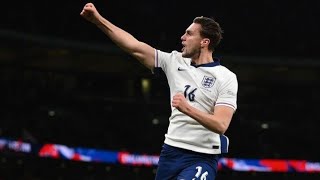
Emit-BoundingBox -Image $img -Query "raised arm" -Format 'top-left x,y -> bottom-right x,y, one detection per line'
80,3 -> 155,70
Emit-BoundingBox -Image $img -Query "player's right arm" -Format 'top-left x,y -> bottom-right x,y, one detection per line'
80,3 -> 155,70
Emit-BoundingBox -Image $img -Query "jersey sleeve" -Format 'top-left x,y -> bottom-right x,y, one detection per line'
215,74 -> 238,110
154,49 -> 178,74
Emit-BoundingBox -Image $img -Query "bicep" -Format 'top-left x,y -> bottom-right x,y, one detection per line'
132,42 -> 155,70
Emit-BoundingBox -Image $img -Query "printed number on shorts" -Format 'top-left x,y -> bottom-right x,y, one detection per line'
184,85 -> 197,101
192,166 -> 208,180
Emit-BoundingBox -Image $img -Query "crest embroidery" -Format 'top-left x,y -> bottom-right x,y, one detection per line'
201,76 -> 215,88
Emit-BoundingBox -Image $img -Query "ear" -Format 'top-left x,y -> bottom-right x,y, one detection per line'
201,38 -> 210,47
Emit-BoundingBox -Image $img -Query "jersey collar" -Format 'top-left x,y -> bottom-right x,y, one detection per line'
190,58 -> 221,68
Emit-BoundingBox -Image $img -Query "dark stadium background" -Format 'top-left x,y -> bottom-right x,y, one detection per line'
0,0 -> 319,179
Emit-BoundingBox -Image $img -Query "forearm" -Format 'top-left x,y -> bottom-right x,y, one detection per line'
183,105 -> 228,134
81,3 -> 155,69
95,16 -> 140,54
93,16 -> 155,69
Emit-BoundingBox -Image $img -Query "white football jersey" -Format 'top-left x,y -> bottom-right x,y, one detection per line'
155,49 -> 238,154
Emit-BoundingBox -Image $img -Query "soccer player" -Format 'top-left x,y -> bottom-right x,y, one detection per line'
80,2 -> 238,180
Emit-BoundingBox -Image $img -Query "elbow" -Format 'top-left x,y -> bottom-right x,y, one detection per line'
214,122 -> 229,135
212,115 -> 232,134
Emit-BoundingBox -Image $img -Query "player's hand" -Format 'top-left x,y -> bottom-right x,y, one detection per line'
80,3 -> 101,25
172,93 -> 190,113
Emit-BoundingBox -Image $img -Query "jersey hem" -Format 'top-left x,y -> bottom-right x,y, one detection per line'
164,138 -> 222,155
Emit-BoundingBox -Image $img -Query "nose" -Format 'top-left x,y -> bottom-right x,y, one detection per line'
181,34 -> 185,41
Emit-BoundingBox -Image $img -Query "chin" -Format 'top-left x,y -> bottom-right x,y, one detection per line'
182,53 -> 191,58
181,51 -> 187,58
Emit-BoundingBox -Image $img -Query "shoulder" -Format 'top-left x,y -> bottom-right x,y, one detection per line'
156,50 -> 190,65
216,65 -> 237,81
218,65 -> 236,75
157,49 -> 182,58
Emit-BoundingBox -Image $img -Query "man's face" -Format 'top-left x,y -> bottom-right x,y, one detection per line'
181,23 -> 203,58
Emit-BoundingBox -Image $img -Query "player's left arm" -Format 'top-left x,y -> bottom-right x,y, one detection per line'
172,73 -> 238,134
172,94 -> 235,134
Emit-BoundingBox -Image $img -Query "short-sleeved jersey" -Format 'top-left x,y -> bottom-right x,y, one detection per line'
155,49 -> 238,154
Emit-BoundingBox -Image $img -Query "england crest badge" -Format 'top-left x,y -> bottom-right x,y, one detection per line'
201,76 -> 215,88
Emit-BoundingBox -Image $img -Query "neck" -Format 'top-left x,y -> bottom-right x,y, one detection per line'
191,51 -> 214,65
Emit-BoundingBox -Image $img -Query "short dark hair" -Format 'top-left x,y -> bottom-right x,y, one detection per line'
193,16 -> 223,51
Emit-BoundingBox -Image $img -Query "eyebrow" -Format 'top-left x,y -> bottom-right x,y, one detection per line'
186,29 -> 193,35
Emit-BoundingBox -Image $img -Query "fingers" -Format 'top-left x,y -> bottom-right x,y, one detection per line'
81,3 -> 94,12
173,93 -> 184,100
80,3 -> 94,16
84,2 -> 94,10
85,2 -> 94,8
80,10 -> 87,16
172,93 -> 184,107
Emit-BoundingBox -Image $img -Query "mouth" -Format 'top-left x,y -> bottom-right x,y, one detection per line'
181,44 -> 185,52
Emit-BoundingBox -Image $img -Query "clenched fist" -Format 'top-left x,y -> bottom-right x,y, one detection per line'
80,3 -> 101,25
172,93 -> 190,113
